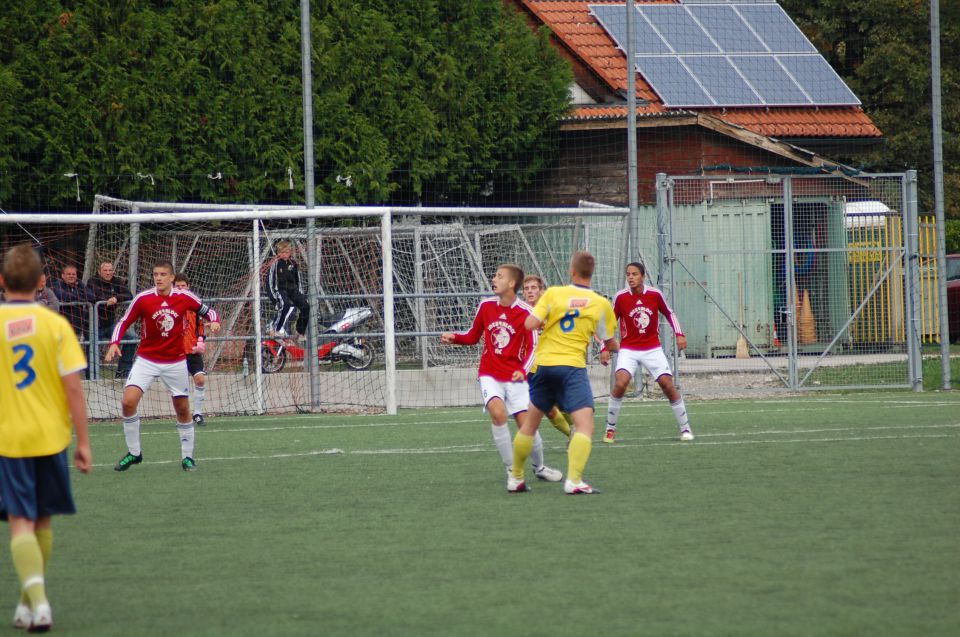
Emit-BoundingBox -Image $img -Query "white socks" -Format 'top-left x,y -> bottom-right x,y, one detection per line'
531,431 -> 545,469
606,396 -> 623,428
122,415 -> 141,456
490,423 -> 513,468
671,398 -> 689,429
177,422 -> 195,459
192,384 -> 206,416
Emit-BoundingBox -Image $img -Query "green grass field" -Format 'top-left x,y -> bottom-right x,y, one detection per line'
3,391 -> 959,636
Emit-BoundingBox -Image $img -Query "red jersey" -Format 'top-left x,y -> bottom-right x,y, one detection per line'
112,288 -> 219,363
613,284 -> 683,351
451,297 -> 537,382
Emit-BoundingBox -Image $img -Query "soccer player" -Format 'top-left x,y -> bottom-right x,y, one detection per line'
509,251 -> 618,495
174,273 -> 208,426
604,262 -> 694,443
107,260 -> 220,472
0,243 -> 91,632
267,240 -> 309,339
440,265 -> 562,483
521,274 -> 573,439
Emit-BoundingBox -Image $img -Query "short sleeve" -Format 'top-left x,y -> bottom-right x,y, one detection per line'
57,318 -> 88,376
596,298 -> 617,341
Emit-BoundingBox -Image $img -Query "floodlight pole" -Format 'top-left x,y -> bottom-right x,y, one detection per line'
301,0 -> 321,405
930,0 -> 950,388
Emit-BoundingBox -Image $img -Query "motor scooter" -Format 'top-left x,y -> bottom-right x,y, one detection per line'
261,306 -> 375,373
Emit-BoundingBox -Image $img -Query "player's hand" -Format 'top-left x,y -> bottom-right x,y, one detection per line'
676,335 -> 688,351
193,338 -> 206,354
440,333 -> 455,344
599,349 -> 611,366
104,343 -> 120,362
208,322 -> 222,333
106,296 -> 117,306
74,443 -> 92,474
511,370 -> 525,382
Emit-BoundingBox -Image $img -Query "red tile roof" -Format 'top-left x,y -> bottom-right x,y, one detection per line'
520,1 -> 882,138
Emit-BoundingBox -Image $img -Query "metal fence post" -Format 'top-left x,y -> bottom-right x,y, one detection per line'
783,177 -> 798,390
904,170 -> 924,391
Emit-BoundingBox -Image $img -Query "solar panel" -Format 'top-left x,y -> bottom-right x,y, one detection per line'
588,3 -> 860,108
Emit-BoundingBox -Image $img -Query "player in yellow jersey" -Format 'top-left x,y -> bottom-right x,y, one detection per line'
0,244 -> 91,632
509,252 -> 618,495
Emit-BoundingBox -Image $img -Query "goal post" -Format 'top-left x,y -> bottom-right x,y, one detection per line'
1,199 -> 628,418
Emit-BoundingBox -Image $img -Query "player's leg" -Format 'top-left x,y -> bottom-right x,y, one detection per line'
605,350 -> 638,443
116,358 -> 152,470
509,370 -> 552,490
273,295 -> 295,336
657,374 -> 693,441
162,362 -> 198,471
508,383 -> 562,482
646,348 -> 694,441
546,406 -> 571,437
187,354 -> 206,425
479,377 -> 514,473
560,367 -> 599,494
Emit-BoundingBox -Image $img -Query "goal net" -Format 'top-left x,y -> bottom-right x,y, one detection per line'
1,198 -> 627,418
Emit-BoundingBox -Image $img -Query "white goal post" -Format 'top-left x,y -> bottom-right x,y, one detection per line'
1,197 -> 628,417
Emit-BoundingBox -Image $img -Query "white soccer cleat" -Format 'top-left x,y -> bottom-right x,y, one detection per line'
12,603 -> 31,629
534,464 -> 563,482
28,602 -> 52,633
506,473 -> 529,493
680,427 -> 695,442
564,479 -> 598,495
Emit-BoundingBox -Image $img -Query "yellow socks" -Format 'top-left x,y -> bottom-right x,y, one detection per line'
548,411 -> 571,437
19,528 -> 53,605
566,432 -> 593,483
511,433 -> 534,479
11,534 -> 48,609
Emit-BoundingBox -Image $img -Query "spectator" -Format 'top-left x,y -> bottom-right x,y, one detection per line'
87,261 -> 135,377
52,265 -> 97,340
35,273 -> 60,312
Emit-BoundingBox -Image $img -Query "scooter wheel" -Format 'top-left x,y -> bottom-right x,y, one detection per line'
344,341 -> 375,370
262,347 -> 286,373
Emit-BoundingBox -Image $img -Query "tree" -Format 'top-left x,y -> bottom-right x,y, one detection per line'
782,0 -> 960,219
0,0 -> 571,210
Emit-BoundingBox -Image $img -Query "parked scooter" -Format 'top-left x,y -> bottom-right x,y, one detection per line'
261,306 -> 375,373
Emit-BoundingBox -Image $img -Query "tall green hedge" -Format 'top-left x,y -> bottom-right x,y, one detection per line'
0,0 -> 572,209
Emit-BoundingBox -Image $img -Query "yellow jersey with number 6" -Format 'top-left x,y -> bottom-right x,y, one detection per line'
0,302 -> 87,458
531,284 -> 616,368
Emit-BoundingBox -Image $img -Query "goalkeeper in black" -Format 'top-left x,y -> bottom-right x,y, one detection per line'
267,240 -> 309,339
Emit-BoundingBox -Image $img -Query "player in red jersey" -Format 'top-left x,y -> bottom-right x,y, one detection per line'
604,262 -> 694,443
441,265 -> 562,483
106,261 -> 221,472
174,273 -> 208,426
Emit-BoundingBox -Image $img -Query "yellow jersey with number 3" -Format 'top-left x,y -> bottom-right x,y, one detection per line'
531,284 -> 616,368
0,302 -> 87,458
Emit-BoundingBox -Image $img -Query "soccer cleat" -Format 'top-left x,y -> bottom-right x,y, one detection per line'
27,603 -> 51,633
181,457 -> 198,472
680,427 -> 695,442
12,603 -> 31,629
114,452 -> 143,472
192,413 -> 205,426
603,427 -> 616,443
506,474 -> 529,493
534,465 -> 563,482
564,479 -> 599,495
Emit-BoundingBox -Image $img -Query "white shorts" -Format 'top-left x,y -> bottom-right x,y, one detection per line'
615,347 -> 673,381
478,376 -> 530,416
125,357 -> 190,397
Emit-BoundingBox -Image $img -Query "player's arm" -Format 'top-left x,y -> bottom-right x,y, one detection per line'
518,322 -> 538,377
659,294 -> 686,350
525,288 -> 550,331
198,303 -> 221,333
106,296 -> 140,361
63,371 -> 91,473
444,304 -> 484,345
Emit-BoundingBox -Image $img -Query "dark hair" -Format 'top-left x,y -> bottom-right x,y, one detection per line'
498,264 -> 525,293
626,261 -> 646,276
153,260 -> 175,274
571,251 -> 595,279
174,272 -> 189,285
1,244 -> 42,293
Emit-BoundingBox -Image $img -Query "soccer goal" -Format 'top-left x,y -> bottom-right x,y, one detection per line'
1,198 -> 627,418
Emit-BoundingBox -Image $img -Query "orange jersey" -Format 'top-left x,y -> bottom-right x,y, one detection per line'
181,309 -> 205,355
